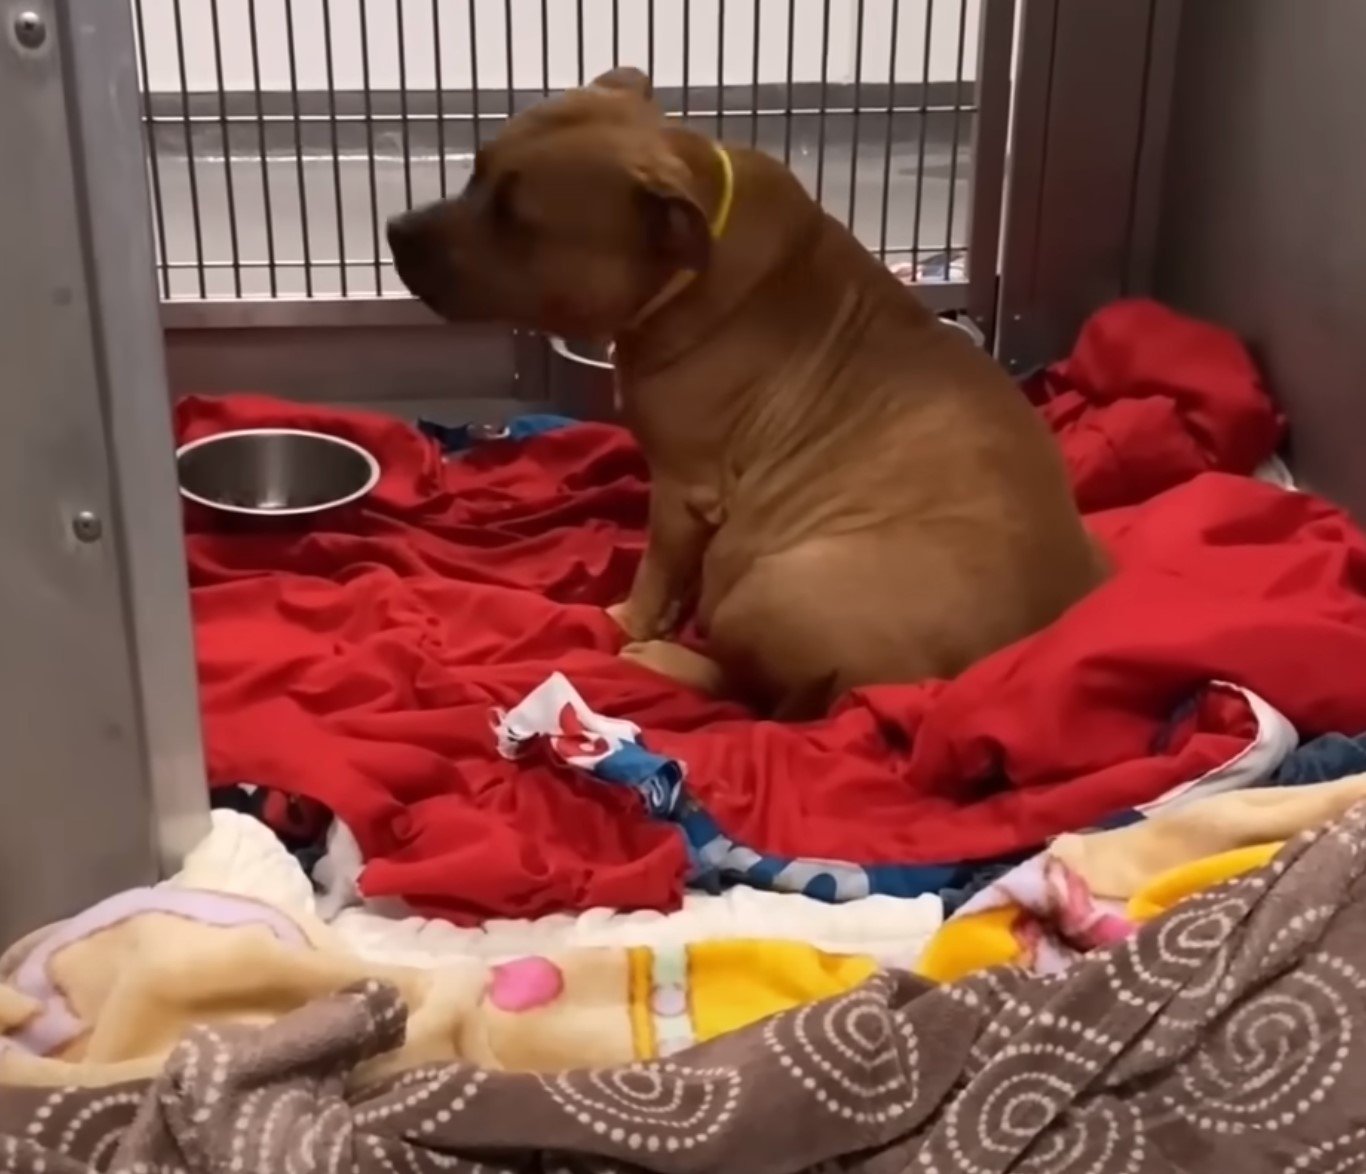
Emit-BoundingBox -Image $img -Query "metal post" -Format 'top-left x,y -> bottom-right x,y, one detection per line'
0,0 -> 208,941
964,0 -> 1016,341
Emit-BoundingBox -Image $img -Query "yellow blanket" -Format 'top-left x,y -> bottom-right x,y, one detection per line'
1050,774 -> 1366,896
0,885 -> 881,1088
915,775 -> 1366,983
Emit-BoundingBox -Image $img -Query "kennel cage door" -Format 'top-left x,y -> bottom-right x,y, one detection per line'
135,1 -> 1016,406
0,0 -> 209,942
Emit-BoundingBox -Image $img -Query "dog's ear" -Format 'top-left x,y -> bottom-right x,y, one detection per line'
636,184 -> 711,271
591,67 -> 654,101
631,146 -> 712,270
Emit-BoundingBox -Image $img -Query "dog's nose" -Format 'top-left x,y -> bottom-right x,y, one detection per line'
386,210 -> 424,256
386,207 -> 453,308
386,208 -> 437,283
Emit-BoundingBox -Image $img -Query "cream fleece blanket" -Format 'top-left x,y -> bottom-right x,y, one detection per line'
171,810 -> 944,967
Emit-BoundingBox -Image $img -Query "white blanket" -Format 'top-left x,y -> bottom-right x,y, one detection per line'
170,810 -> 944,967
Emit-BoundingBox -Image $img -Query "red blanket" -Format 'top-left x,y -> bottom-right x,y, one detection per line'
182,300 -> 1366,923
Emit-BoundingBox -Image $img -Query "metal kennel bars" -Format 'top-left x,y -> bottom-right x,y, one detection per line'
137,1 -> 1007,304
142,0 -> 1017,408
0,0 -> 1181,940
139,0 -> 1182,407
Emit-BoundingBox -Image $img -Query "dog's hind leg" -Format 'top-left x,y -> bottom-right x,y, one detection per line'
619,640 -> 728,697
702,541 -> 944,719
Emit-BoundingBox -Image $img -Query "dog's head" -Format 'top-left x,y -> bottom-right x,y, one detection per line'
387,68 -> 716,339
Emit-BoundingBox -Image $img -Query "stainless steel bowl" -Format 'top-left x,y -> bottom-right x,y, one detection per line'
176,428 -> 380,517
547,335 -> 617,420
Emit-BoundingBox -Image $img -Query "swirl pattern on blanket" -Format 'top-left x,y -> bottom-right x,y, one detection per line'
6,803 -> 1366,1173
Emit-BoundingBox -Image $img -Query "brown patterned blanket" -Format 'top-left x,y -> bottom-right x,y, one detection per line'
4,804 -> 1366,1173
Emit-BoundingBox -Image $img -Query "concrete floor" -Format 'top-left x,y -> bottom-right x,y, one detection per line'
149,110 -> 974,299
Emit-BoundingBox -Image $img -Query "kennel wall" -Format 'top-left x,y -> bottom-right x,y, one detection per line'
0,0 -> 1178,941
1154,0 -> 1366,522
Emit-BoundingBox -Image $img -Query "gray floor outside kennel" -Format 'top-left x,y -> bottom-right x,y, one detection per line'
146,107 -> 974,301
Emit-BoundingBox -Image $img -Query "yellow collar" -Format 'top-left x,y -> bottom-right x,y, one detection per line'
623,143 -> 734,332
708,142 -> 735,239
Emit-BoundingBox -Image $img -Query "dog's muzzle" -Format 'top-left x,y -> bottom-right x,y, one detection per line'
386,207 -> 453,310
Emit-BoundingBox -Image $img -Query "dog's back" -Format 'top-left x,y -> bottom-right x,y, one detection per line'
616,145 -> 1105,715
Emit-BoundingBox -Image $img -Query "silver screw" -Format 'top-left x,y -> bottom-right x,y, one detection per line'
12,9 -> 45,48
13,9 -> 45,49
72,510 -> 102,543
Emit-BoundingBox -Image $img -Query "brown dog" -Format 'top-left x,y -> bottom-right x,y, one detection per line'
388,67 -> 1106,719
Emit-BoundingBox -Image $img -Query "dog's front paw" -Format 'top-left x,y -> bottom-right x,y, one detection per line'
606,600 -> 650,640
607,595 -> 685,642
618,639 -> 666,666
619,641 -> 726,695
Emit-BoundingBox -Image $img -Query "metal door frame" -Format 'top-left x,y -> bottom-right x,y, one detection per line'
1,0 -> 208,940
963,0 -> 1015,341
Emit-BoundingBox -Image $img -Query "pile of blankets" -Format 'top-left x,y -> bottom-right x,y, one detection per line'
183,299 -> 1366,924
7,801 -> 1366,1172
9,297 -> 1366,1169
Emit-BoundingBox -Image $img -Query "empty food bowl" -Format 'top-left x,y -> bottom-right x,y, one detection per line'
176,428 -> 380,517
548,335 -> 617,420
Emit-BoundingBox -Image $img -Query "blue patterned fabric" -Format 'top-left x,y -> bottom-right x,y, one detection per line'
417,414 -> 576,454
1271,732 -> 1366,786
495,674 -> 1301,904
495,673 -> 1015,902
592,738 -> 990,900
